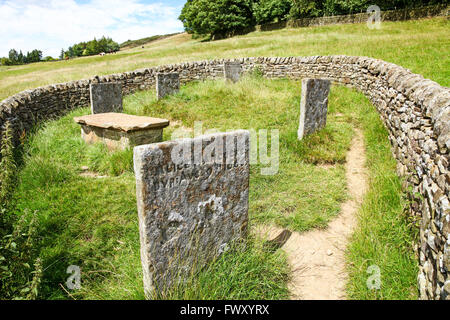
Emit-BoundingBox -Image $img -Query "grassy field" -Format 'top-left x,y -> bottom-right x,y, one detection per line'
3,17 -> 446,299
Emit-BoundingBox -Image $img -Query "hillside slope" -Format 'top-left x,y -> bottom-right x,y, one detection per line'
0,17 -> 448,101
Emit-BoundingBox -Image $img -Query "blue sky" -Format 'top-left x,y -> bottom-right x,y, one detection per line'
0,0 -> 186,58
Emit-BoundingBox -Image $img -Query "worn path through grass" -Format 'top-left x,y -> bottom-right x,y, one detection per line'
256,128 -> 368,299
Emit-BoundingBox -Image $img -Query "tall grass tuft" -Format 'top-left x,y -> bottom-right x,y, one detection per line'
154,236 -> 290,300
0,122 -> 43,300
0,122 -> 17,210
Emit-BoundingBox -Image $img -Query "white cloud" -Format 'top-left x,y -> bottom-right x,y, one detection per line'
0,0 -> 184,58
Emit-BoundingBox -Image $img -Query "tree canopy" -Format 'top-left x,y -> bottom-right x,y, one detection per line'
1,49 -> 43,66
63,37 -> 120,59
179,0 -> 255,37
0,36 -> 120,66
179,0 -> 448,37
253,0 -> 292,24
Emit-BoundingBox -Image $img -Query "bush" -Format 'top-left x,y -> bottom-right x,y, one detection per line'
0,57 -> 13,66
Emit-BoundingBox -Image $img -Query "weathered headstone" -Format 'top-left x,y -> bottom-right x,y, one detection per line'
297,78 -> 331,140
156,73 -> 180,100
224,61 -> 242,83
133,130 -> 250,298
90,82 -> 123,114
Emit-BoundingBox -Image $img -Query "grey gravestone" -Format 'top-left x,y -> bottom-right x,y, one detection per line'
90,82 -> 123,114
134,130 -> 250,298
297,78 -> 331,140
156,73 -> 180,100
224,61 -> 242,83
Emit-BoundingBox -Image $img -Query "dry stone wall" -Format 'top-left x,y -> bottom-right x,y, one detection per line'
0,54 -> 449,299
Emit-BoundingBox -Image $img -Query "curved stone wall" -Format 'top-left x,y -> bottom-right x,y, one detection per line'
0,55 -> 448,299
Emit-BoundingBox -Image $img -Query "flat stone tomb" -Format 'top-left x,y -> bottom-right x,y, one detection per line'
74,112 -> 169,150
156,73 -> 180,100
90,82 -> 123,114
224,61 -> 242,83
133,130 -> 250,298
297,78 -> 331,140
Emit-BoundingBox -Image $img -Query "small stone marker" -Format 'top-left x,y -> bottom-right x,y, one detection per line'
74,113 -> 169,150
297,78 -> 331,140
224,61 -> 242,83
156,73 -> 180,100
133,130 -> 250,298
90,82 -> 123,114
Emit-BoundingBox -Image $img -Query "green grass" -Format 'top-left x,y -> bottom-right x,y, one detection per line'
346,99 -> 418,300
147,238 -> 290,300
